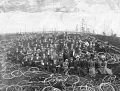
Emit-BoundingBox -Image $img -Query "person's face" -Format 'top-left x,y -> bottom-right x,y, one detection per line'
31,54 -> 34,57
20,50 -> 23,53
65,59 -> 68,62
51,55 -> 54,59
35,44 -> 37,47
16,48 -> 19,52
70,57 -> 73,61
76,57 -> 79,61
36,54 -> 39,57
8,50 -> 11,54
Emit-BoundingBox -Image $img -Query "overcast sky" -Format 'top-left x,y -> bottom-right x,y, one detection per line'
0,0 -> 120,36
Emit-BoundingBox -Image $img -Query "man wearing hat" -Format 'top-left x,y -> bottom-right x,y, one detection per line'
63,59 -> 69,75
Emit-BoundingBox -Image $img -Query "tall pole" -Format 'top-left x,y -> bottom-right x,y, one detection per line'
81,18 -> 85,33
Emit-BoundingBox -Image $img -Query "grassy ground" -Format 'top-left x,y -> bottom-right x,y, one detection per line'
93,34 -> 120,49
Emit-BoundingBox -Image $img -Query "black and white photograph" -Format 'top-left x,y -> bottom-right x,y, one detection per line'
0,0 -> 120,91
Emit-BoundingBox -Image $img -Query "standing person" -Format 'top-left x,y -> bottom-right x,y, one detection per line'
69,48 -> 74,58
63,47 -> 69,62
55,60 -> 61,74
29,54 -> 34,66
34,53 -> 41,67
98,54 -> 108,75
68,57 -> 74,75
22,55 -> 29,67
42,53 -> 48,71
63,59 -> 69,75
46,54 -> 53,72
53,59 -> 59,74
58,53 -> 64,74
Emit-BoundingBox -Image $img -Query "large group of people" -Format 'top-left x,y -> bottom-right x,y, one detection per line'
5,32 -> 120,79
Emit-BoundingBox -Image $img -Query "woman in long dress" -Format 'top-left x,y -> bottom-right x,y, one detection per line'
104,61 -> 113,75
89,60 -> 97,77
99,61 -> 113,75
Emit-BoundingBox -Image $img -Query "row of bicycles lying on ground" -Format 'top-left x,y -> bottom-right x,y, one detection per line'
0,65 -> 118,91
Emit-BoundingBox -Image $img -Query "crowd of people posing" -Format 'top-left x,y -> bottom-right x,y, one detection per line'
5,32 -> 120,79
